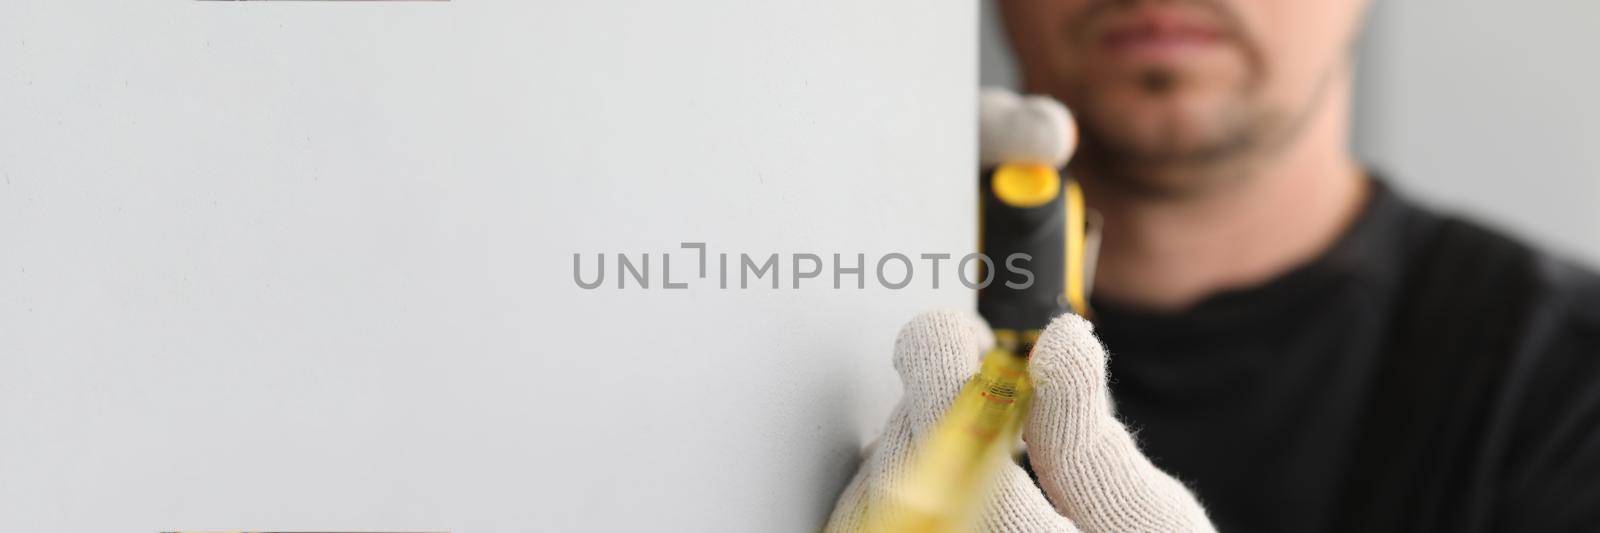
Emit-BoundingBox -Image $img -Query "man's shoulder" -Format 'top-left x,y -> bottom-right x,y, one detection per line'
1530,251 -> 1600,327
1378,186 -> 1600,412
1357,185 -> 1600,529
1380,184 -> 1600,327
1417,206 -> 1600,328
1403,195 -> 1600,416
1423,206 -> 1600,527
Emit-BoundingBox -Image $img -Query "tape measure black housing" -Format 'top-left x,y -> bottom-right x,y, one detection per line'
978,167 -> 1073,332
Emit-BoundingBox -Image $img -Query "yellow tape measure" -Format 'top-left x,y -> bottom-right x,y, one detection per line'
858,170 -> 1089,531
1065,178 -> 1089,316
864,347 -> 1034,533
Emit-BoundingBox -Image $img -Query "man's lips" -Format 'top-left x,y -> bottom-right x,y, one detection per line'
1096,11 -> 1227,59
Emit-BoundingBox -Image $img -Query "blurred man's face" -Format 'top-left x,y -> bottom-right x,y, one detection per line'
999,0 -> 1370,195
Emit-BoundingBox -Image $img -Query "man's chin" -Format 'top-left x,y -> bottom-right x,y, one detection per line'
1087,114 -> 1249,163
1085,166 -> 1245,199
1071,116 -> 1264,198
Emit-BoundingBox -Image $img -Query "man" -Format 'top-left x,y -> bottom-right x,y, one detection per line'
828,0 -> 1600,531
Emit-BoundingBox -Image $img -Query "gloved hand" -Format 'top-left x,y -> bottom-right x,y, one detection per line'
825,310 -> 1215,532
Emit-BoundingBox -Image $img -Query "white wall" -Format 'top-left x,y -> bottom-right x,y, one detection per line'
982,0 -> 1600,266
0,2 -> 975,531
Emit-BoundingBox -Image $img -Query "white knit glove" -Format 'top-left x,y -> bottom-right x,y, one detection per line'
979,87 -> 1076,168
825,310 -> 1216,533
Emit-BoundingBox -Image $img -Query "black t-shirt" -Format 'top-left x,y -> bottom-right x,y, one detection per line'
1088,180 -> 1600,532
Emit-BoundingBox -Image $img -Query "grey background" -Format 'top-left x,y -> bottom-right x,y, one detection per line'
983,0 -> 1600,265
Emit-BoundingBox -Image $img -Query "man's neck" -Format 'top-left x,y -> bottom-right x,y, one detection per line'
1081,80 -> 1368,312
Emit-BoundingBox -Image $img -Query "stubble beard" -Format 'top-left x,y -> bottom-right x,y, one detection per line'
1063,55 -> 1349,201
1065,66 -> 1291,200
